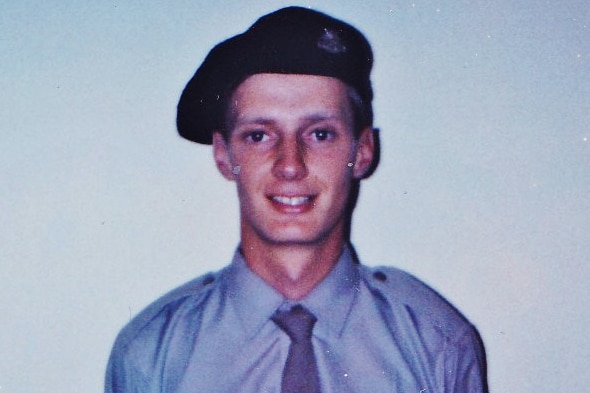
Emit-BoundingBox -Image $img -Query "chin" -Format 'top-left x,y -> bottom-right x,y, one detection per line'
263,231 -> 318,245
258,223 -> 339,247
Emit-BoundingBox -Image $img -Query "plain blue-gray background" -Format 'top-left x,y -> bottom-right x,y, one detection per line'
1,1 -> 588,392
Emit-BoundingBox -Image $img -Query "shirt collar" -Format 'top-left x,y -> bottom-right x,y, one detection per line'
221,249 -> 285,340
221,245 -> 360,340
300,245 -> 360,339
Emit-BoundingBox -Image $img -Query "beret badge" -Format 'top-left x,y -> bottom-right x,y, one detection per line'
317,28 -> 347,54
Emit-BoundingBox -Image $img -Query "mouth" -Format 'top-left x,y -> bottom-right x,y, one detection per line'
270,195 -> 314,206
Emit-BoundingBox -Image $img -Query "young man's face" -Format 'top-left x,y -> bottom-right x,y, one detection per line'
213,73 -> 374,248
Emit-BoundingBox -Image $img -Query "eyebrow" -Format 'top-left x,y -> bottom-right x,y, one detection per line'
234,113 -> 344,128
233,117 -> 275,127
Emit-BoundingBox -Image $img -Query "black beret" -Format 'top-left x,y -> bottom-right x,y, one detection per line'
177,6 -> 374,144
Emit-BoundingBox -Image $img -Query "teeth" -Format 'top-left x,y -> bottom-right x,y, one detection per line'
272,196 -> 310,206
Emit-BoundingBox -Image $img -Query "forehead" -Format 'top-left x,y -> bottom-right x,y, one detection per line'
228,73 -> 353,125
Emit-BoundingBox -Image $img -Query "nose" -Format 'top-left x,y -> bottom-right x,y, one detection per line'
272,136 -> 308,180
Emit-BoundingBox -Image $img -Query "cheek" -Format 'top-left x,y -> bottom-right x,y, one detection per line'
234,164 -> 269,201
312,139 -> 356,165
309,151 -> 351,180
233,147 -> 274,169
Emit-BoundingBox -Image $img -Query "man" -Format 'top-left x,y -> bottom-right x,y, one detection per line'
106,7 -> 488,393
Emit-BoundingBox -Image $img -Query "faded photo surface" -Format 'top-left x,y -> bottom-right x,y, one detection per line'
1,1 -> 588,393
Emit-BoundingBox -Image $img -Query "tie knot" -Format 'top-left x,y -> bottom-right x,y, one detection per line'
272,305 -> 317,343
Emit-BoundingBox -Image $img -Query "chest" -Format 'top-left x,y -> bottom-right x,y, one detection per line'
163,311 -> 443,393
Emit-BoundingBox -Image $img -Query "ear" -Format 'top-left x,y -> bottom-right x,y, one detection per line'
352,127 -> 376,179
212,132 -> 235,181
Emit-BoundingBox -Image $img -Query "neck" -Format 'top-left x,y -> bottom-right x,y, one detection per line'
241,233 -> 345,300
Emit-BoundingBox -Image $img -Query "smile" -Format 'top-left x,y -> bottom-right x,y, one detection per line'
270,195 -> 313,206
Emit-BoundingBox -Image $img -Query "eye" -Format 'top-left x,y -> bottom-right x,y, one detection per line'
245,130 -> 268,143
312,128 -> 334,141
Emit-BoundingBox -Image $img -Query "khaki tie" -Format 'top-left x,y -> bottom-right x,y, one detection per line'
272,305 -> 322,393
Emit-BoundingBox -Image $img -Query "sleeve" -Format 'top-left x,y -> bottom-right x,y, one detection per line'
104,340 -> 148,393
443,326 -> 489,393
